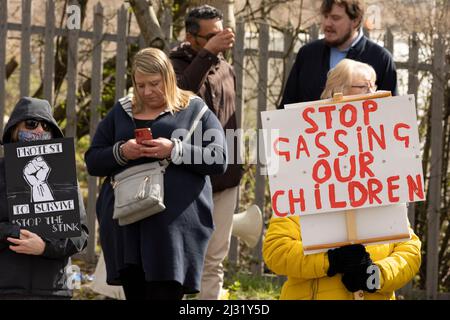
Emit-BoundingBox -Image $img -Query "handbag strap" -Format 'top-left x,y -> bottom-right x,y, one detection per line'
159,105 -> 207,168
111,104 -> 208,186
184,104 -> 208,142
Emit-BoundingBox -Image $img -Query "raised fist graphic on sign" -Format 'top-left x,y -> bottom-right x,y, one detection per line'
23,156 -> 54,202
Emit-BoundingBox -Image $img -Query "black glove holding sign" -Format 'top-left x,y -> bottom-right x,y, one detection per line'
0,222 -> 21,251
327,244 -> 378,293
327,244 -> 372,276
341,265 -> 378,293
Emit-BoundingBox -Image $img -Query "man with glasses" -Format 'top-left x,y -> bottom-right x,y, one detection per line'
279,0 -> 398,108
170,5 -> 243,300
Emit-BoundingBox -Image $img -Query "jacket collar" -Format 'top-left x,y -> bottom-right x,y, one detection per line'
181,43 -> 198,61
119,95 -> 134,119
177,42 -> 222,67
346,34 -> 367,59
118,95 -> 170,120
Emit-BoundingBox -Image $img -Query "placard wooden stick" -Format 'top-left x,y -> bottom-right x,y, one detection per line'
303,233 -> 411,251
346,210 -> 358,243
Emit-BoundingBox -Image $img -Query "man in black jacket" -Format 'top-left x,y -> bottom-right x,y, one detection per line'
279,0 -> 397,108
170,5 -> 243,299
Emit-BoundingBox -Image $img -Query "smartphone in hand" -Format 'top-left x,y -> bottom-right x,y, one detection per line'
135,128 -> 153,144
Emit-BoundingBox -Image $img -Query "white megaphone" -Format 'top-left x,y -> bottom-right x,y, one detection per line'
232,204 -> 263,248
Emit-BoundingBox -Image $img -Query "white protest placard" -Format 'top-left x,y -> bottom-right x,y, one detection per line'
299,204 -> 411,254
262,94 -> 424,216
262,94 -> 424,254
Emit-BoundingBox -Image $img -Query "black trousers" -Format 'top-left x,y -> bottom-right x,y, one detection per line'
119,265 -> 184,300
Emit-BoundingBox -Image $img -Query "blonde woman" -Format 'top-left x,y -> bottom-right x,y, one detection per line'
85,48 -> 227,300
263,59 -> 421,299
320,58 -> 377,99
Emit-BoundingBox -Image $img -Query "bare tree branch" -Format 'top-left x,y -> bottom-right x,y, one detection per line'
129,0 -> 168,51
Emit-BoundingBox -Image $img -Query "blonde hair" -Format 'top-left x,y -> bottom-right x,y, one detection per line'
320,59 -> 376,99
131,47 -> 194,113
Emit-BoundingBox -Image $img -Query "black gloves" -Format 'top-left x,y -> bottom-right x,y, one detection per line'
327,244 -> 379,293
327,244 -> 372,277
341,264 -> 378,293
0,222 -> 20,241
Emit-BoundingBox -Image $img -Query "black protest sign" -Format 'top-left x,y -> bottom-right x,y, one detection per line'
4,138 -> 81,238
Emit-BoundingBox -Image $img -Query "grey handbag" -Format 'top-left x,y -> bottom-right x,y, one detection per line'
112,160 -> 168,226
111,104 -> 208,226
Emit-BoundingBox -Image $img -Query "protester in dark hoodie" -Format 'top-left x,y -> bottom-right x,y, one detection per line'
0,97 -> 89,300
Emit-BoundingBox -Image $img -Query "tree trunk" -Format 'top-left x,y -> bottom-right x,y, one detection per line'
129,0 -> 168,52
5,57 -> 18,79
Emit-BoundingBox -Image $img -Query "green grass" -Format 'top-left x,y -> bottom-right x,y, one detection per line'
224,272 -> 282,300
72,256 -> 282,300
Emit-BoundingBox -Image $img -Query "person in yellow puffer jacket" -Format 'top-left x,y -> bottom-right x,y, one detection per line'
264,58 -> 421,300
262,215 -> 421,300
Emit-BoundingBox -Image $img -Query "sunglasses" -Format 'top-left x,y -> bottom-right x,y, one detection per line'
24,119 -> 51,132
195,32 -> 219,42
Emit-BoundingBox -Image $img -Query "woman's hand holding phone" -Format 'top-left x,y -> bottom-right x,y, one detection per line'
140,137 -> 174,159
135,128 -> 153,144
122,128 -> 174,159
